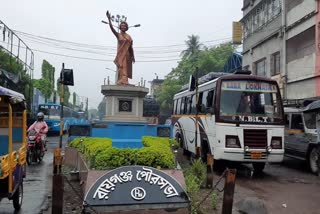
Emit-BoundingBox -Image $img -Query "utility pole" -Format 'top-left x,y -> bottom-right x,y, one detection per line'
59,63 -> 64,149
52,63 -> 74,214
86,97 -> 89,120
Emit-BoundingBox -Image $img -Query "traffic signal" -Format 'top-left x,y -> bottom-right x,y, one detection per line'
60,69 -> 74,86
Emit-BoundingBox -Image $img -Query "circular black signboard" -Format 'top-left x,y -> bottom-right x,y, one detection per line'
84,166 -> 189,208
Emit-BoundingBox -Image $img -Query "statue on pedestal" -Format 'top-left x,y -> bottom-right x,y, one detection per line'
106,11 -> 135,85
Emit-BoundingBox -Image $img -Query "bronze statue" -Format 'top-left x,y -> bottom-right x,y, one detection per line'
106,11 -> 135,85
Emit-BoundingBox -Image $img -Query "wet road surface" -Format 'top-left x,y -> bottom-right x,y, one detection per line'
234,158 -> 320,214
0,135 -> 66,214
176,149 -> 320,214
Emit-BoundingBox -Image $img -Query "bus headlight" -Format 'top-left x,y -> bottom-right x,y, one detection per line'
271,137 -> 282,149
225,135 -> 241,148
244,146 -> 250,152
266,146 -> 272,153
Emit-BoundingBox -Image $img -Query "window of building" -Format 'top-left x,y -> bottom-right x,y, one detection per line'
242,0 -> 282,39
255,58 -> 266,76
270,52 -> 280,76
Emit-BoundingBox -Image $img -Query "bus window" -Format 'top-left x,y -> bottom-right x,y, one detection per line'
201,91 -> 208,113
180,97 -> 186,114
198,92 -> 204,114
186,96 -> 191,114
191,95 -> 197,114
206,90 -> 214,113
176,98 -> 181,115
173,100 -> 177,115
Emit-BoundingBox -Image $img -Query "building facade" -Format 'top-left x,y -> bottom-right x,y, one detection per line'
241,0 -> 320,101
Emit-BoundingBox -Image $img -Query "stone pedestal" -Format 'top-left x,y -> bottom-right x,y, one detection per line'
101,85 -> 149,123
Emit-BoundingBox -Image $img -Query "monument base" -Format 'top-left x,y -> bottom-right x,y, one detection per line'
101,85 -> 149,123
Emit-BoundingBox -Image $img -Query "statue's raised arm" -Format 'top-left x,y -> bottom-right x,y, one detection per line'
106,11 -> 118,38
105,11 -> 135,85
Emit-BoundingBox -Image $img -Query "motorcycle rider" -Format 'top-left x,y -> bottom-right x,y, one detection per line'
27,112 -> 48,151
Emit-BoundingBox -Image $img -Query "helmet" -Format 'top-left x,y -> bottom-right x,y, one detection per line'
37,112 -> 44,121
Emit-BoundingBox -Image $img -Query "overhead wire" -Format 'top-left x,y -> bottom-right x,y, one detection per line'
1,27 -> 233,63
13,28 -> 232,51
0,40 -> 181,62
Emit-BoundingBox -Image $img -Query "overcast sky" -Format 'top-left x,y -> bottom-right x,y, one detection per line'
1,0 -> 243,108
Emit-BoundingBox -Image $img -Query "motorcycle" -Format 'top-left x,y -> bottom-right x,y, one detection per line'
26,129 -> 45,165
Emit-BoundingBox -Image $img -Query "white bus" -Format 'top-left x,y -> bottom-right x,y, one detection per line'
172,72 -> 285,172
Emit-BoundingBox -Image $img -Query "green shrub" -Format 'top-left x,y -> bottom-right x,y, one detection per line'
70,136 -> 175,169
187,159 -> 207,187
185,173 -> 200,214
184,159 -> 209,214
210,192 -> 218,210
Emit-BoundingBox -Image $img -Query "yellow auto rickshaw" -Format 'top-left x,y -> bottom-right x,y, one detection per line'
0,86 -> 27,210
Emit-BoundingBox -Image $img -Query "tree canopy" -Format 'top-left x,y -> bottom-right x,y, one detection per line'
33,60 -> 55,101
0,48 -> 31,101
155,36 -> 235,113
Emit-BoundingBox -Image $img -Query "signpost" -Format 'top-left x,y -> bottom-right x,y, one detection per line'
232,21 -> 242,45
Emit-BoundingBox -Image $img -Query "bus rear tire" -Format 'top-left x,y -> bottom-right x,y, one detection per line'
176,134 -> 188,156
252,162 -> 265,173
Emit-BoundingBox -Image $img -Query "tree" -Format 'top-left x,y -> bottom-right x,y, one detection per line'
33,60 -> 55,102
155,37 -> 235,113
181,35 -> 202,61
0,49 -> 31,101
57,79 -> 71,106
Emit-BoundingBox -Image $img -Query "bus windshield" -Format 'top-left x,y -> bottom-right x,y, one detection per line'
219,80 -> 283,123
38,105 -> 60,120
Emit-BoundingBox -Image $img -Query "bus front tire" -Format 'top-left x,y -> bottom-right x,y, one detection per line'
176,135 -> 188,156
252,162 -> 265,173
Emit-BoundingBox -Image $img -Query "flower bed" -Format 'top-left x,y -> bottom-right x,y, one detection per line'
69,136 -> 178,169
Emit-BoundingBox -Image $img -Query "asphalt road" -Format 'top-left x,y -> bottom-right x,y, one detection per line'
176,150 -> 320,214
234,158 -> 320,214
0,135 -> 66,214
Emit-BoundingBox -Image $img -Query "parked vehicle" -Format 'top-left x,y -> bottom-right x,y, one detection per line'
38,103 -> 88,133
26,130 -> 45,164
284,103 -> 320,175
172,71 -> 285,173
0,86 -> 27,211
